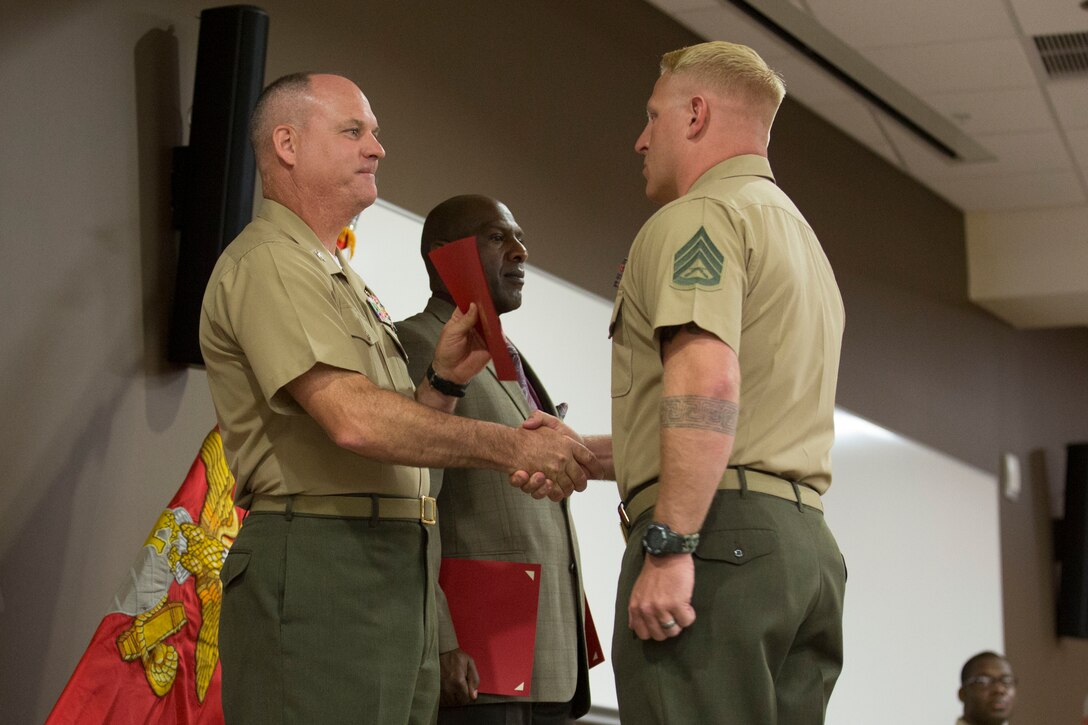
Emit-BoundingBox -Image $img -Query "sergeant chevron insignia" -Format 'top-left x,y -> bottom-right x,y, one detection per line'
672,226 -> 724,288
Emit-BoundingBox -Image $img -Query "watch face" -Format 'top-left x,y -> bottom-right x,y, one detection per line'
644,523 -> 675,554
645,526 -> 667,552
643,522 -> 698,555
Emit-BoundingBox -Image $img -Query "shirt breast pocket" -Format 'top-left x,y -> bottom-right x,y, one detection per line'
379,325 -> 416,394
609,291 -> 632,398
342,305 -> 377,346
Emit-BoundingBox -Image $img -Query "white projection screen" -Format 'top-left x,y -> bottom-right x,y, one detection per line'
350,199 -> 1004,724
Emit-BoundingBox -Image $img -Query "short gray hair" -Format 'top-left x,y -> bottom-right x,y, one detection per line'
248,72 -> 314,154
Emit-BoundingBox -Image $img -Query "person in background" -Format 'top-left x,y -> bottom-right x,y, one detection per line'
396,195 -> 594,725
958,651 -> 1016,725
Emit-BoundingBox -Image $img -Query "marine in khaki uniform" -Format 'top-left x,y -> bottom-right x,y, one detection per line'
611,40 -> 846,725
200,73 -> 600,725
516,41 -> 846,724
397,196 -> 591,725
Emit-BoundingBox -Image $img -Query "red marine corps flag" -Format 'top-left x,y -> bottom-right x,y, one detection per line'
45,429 -> 245,724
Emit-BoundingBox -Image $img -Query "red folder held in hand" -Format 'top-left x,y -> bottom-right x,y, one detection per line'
439,558 -> 541,696
428,236 -> 518,380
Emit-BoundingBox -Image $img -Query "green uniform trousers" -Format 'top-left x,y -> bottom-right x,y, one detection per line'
219,511 -> 440,724
613,489 -> 845,725
437,700 -> 574,725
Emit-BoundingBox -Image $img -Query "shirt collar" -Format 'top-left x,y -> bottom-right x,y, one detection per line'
686,154 -> 775,196
257,199 -> 342,275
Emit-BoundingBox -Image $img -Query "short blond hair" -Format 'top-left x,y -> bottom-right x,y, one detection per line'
661,41 -> 785,112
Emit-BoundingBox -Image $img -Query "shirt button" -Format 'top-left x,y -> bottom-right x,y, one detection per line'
733,548 -> 744,558
569,562 -> 577,572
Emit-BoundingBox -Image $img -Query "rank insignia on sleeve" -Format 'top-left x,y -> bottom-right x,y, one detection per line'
672,226 -> 724,287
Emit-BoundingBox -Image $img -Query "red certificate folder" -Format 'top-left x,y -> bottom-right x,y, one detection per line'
584,600 -> 605,669
428,236 -> 518,380
439,558 -> 542,696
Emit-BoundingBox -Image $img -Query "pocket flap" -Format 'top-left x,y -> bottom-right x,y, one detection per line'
219,550 -> 251,586
341,305 -> 377,345
694,528 -> 777,566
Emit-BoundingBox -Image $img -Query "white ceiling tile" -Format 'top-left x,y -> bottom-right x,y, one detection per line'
1048,79 -> 1088,130
923,170 -> 1088,211
806,0 -> 1016,48
966,130 -> 1077,175
1007,0 -> 1088,36
923,86 -> 1055,135
768,53 -> 857,104
804,98 -> 894,148
889,122 -> 1073,179
866,38 -> 1039,95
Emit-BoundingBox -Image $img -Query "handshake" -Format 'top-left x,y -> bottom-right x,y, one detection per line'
507,411 -> 610,502
430,308 -> 611,500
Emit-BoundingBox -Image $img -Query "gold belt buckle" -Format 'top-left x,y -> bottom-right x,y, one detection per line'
617,502 -> 631,542
420,496 -> 437,525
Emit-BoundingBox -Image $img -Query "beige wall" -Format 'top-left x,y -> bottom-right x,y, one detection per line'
1,1 -> 1085,723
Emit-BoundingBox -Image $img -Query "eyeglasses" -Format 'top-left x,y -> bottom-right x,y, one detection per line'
964,675 -> 1017,689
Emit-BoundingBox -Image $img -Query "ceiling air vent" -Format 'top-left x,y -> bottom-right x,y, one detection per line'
1033,31 -> 1088,78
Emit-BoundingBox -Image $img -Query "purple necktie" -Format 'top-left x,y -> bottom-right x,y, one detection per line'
505,339 -> 539,412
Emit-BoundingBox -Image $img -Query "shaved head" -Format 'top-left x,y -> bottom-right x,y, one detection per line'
421,195 -> 527,314
421,195 -> 499,254
248,72 -> 384,244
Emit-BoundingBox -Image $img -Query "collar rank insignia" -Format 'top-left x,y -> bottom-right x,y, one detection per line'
365,290 -> 395,328
672,226 -> 724,288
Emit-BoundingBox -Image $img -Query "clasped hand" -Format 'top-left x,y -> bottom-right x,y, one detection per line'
509,411 -> 600,501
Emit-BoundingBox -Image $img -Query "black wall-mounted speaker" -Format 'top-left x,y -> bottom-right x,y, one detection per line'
1057,442 -> 1088,638
168,5 -> 268,365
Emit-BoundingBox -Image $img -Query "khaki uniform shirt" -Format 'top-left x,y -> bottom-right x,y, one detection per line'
611,155 -> 844,498
200,199 -> 426,506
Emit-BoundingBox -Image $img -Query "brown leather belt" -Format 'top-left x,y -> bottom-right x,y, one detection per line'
618,466 -> 822,540
249,493 -> 437,525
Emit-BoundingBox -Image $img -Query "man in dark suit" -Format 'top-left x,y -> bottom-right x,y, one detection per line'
396,195 -> 591,725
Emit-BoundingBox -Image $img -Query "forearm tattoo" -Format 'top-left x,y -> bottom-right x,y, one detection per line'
660,396 -> 738,435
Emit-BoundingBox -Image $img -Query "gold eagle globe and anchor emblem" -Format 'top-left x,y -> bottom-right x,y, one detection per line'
114,430 -> 241,701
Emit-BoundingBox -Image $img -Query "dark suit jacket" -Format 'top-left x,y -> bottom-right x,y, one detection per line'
397,297 -> 590,714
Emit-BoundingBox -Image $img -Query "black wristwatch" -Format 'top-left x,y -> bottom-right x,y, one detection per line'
642,522 -> 700,556
426,364 -> 468,398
